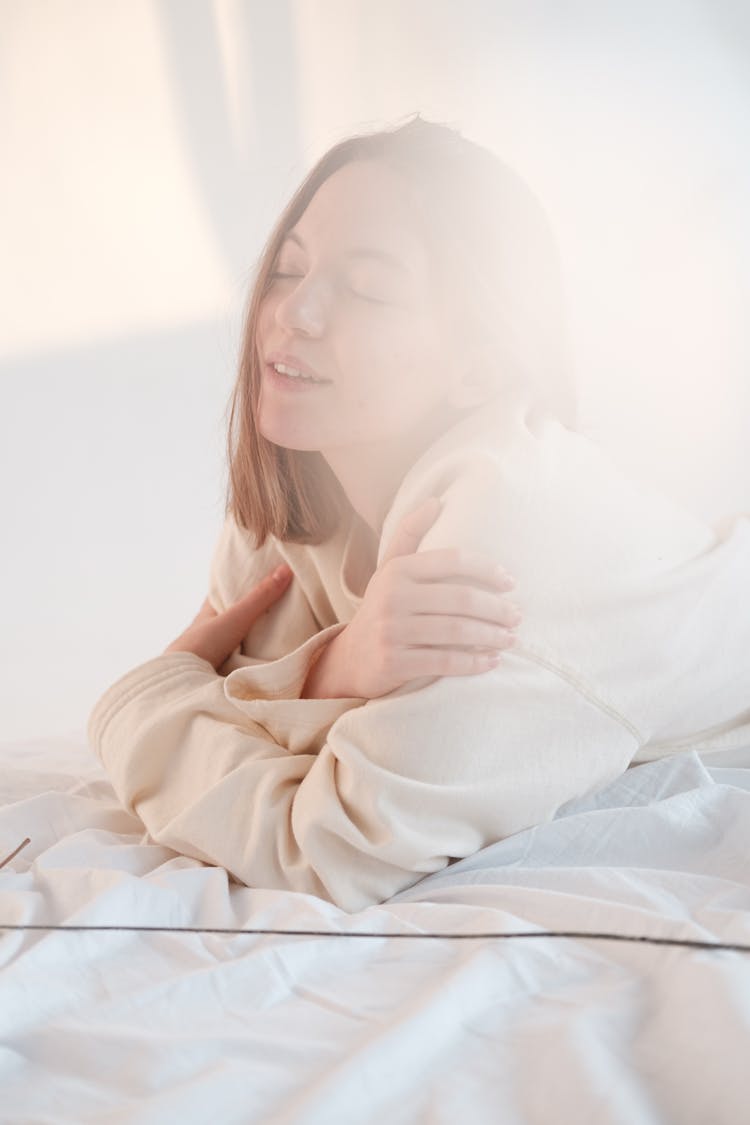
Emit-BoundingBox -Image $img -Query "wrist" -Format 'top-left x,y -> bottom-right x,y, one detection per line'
300,631 -> 349,699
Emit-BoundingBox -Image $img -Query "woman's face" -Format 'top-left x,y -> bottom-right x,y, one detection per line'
255,160 -> 467,465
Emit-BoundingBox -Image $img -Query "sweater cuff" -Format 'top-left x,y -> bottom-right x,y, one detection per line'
222,623 -> 367,753
87,650 -> 217,759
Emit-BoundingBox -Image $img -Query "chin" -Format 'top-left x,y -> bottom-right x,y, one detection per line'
257,420 -> 319,453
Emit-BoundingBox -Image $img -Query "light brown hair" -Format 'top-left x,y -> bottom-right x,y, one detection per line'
224,113 -> 577,548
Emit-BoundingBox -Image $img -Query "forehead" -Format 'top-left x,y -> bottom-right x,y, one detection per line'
290,161 -> 428,267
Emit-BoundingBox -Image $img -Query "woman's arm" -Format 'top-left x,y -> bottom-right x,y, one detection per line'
87,637 -> 638,913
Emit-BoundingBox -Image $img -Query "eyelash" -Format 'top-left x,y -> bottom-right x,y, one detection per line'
268,271 -> 393,306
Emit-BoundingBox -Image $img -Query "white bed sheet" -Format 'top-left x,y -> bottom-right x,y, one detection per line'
1,734 -> 748,1124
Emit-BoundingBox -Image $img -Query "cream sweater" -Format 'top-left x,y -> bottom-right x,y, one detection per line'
88,394 -> 750,912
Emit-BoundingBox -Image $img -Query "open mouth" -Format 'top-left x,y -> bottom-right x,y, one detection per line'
265,362 -> 332,391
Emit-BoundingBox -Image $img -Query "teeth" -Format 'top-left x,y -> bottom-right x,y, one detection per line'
273,362 -> 323,383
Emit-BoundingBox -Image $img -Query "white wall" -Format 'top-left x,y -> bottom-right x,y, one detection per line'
2,0 -> 748,740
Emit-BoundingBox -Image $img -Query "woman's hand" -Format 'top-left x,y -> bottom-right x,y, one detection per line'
302,497 -> 521,700
163,564 -> 294,671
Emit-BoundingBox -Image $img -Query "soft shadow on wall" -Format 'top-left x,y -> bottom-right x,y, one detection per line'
0,3 -> 308,741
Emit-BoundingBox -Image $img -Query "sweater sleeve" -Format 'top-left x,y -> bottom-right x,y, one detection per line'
87,633 -> 639,913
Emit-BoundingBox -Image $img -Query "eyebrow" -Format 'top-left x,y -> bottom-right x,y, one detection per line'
282,229 -> 414,276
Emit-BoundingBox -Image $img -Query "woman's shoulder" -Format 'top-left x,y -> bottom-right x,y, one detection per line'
382,396 -> 715,588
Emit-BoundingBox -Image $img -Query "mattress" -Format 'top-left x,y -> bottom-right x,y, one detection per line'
1,734 -> 748,1124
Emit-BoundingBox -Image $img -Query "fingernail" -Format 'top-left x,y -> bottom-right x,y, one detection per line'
272,564 -> 292,582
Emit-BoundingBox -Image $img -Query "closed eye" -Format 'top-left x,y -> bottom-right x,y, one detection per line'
348,287 -> 394,305
269,271 -> 396,306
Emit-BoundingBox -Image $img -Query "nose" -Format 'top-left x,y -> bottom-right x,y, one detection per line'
273,273 -> 331,338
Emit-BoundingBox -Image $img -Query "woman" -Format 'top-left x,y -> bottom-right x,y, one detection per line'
88,115 -> 750,913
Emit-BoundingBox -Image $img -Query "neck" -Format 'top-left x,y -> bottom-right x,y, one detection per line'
322,408 -> 460,537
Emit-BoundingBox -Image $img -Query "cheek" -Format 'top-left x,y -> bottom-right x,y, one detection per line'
360,335 -> 439,407
354,326 -> 425,380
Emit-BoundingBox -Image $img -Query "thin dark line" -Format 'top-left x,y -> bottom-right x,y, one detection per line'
0,924 -> 747,953
0,837 -> 31,870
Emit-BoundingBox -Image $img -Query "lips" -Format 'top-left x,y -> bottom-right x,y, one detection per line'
266,351 -> 331,383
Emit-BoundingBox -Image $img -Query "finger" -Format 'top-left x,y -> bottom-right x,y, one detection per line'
224,565 -> 293,625
395,646 -> 507,681
194,566 -> 293,666
404,583 -> 521,625
192,597 -> 218,624
393,612 -> 519,649
380,496 -> 443,567
404,585 -> 521,630
399,548 -> 516,590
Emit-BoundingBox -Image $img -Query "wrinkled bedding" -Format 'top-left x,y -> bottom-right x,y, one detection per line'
1,734 -> 748,1124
